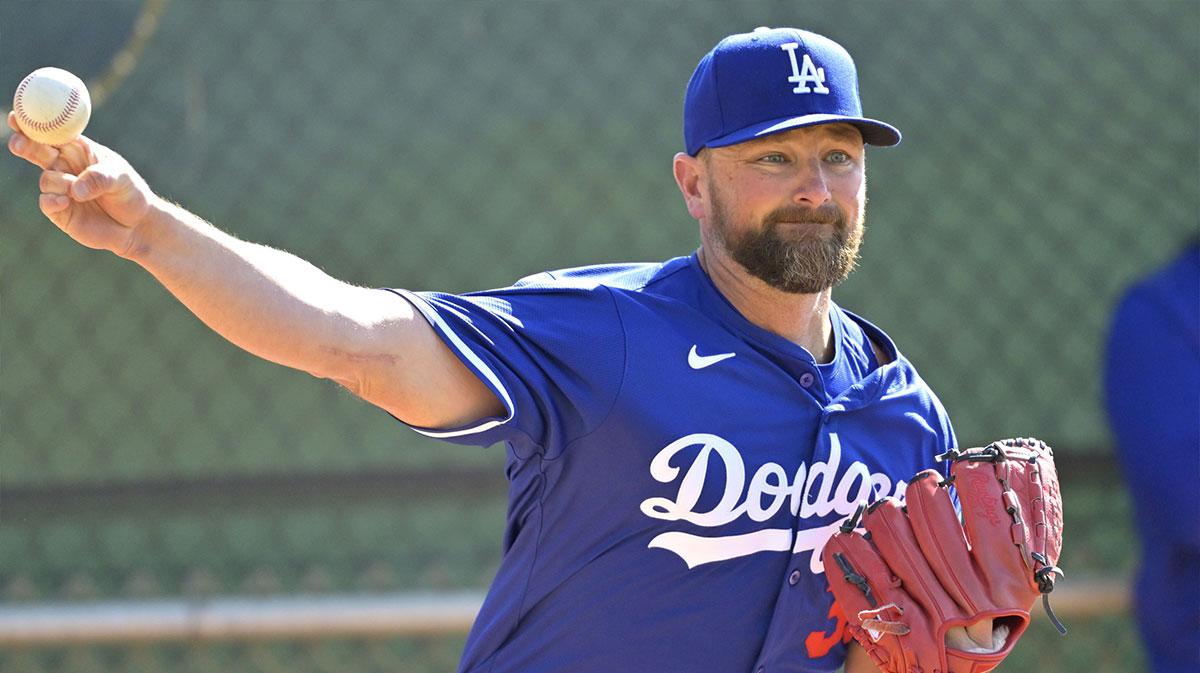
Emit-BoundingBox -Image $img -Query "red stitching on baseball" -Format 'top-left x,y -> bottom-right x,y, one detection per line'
14,75 -> 82,134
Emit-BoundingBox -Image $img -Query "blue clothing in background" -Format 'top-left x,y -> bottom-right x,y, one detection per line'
1104,242 -> 1200,673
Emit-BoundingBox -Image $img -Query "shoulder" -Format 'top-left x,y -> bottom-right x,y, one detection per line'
404,258 -> 698,340
510,256 -> 693,294
1118,242 -> 1195,321
1115,243 -> 1199,333
834,305 -> 955,444
435,257 -> 700,323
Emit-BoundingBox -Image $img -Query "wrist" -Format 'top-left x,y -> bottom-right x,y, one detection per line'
115,195 -> 174,263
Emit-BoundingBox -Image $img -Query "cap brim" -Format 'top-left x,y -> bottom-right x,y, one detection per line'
704,114 -> 901,150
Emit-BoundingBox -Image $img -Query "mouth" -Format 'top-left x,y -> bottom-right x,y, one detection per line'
768,215 -> 842,229
773,220 -> 834,230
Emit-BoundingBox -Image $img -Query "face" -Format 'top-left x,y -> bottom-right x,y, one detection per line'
699,124 -> 867,294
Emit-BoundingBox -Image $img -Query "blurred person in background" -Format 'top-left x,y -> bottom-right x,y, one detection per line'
1104,240 -> 1200,673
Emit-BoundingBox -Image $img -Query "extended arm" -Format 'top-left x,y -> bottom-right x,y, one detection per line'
8,114 -> 503,429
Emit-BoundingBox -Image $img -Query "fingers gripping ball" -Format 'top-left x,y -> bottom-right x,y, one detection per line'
13,67 -> 92,146
821,438 -> 1066,673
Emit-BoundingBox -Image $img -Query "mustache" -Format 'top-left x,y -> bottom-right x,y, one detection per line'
764,205 -> 845,227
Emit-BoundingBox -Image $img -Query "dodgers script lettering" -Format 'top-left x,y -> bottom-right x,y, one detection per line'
641,433 -> 905,572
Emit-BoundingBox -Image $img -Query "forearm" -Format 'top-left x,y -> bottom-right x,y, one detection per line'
122,197 -> 401,384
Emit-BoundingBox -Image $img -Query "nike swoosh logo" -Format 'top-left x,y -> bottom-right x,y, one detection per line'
688,345 -> 736,369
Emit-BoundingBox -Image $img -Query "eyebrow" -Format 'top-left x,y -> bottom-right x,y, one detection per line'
819,124 -> 864,142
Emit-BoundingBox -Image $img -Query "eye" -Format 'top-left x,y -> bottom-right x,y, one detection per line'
825,150 -> 852,165
757,152 -> 788,164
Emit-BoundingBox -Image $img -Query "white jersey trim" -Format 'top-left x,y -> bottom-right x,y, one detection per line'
388,288 -> 515,438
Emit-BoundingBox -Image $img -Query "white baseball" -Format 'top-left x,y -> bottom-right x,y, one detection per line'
13,67 -> 92,146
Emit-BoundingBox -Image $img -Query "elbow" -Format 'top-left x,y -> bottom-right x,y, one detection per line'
307,345 -> 411,418
307,344 -> 382,396
324,369 -> 368,399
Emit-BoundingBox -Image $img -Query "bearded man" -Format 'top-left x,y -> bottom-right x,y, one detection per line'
9,26 -> 958,673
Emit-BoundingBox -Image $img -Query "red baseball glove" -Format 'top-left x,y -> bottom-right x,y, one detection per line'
821,438 -> 1066,673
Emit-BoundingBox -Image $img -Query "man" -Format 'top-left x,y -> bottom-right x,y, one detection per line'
10,27 -> 962,673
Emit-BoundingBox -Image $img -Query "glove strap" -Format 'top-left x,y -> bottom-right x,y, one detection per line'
832,552 -> 877,609
1032,552 -> 1068,635
840,500 -> 869,534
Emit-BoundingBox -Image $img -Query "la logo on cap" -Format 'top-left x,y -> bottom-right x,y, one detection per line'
781,43 -> 830,95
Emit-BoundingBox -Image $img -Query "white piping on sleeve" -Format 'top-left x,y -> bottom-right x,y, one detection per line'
389,289 -> 515,438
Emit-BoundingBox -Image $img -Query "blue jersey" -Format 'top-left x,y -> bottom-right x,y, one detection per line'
387,253 -> 955,673
1105,243 -> 1200,673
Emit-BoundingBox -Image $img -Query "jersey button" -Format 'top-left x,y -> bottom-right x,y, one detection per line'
788,569 -> 801,585
799,372 -> 814,387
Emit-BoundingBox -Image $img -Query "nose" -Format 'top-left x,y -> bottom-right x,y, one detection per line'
792,159 -> 832,206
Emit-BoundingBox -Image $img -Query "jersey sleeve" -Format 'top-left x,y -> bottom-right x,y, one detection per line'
384,284 -> 627,456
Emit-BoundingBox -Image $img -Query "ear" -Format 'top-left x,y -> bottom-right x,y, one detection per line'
673,152 -> 707,220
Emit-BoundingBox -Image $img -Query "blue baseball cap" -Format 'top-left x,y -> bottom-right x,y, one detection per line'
684,27 -> 901,155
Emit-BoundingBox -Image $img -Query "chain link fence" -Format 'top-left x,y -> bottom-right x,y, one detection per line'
1,1 -> 1196,671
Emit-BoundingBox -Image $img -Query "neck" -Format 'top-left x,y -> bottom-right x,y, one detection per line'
697,246 -> 835,364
